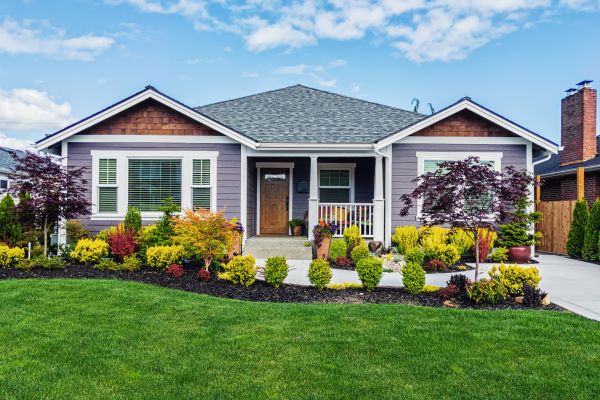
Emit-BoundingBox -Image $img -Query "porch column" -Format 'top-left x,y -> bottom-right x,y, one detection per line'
373,155 -> 385,242
308,156 -> 319,240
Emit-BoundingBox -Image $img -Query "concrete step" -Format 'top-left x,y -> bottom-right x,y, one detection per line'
243,236 -> 312,260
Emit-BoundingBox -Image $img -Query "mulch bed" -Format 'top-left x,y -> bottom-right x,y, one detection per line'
0,265 -> 564,311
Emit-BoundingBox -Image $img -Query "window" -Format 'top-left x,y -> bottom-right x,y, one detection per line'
128,159 -> 182,212
319,168 -> 352,203
98,159 -> 117,213
192,159 -> 212,210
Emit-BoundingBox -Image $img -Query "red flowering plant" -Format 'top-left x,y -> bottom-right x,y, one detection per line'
107,226 -> 138,260
197,268 -> 211,282
312,220 -> 338,247
166,264 -> 185,278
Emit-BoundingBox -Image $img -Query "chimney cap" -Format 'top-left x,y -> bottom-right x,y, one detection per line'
576,80 -> 593,88
565,88 -> 577,95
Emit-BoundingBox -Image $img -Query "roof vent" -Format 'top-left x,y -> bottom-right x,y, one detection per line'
576,80 -> 593,89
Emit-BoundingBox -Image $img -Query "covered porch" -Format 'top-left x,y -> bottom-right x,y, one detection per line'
243,149 -> 390,244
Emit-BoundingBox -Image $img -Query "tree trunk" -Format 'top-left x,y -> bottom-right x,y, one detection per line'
43,215 -> 48,257
474,229 -> 480,282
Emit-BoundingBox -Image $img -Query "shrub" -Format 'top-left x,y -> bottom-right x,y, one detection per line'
497,198 -> 541,249
16,258 -> 33,271
523,283 -> 548,307
490,247 -> 509,263
326,282 -> 362,290
96,225 -> 119,242
343,225 -> 363,250
447,274 -> 471,295
422,284 -> 441,293
448,228 -> 474,256
172,209 -> 234,270
425,259 -> 447,272
419,226 -> 449,248
107,226 -> 138,260
439,284 -> 460,299
198,269 -> 211,282
329,239 -> 348,261
124,206 -> 142,233
30,256 -> 66,270
138,224 -> 168,261
404,247 -> 425,265
0,245 -> 25,269
402,261 -> 425,294
566,200 -> 589,258
476,228 -> 497,262
392,226 -> 419,254
466,279 -> 508,304
488,262 -> 541,295
217,271 -> 231,281
65,220 -> 89,244
583,199 -> 600,261
223,255 -> 258,286
146,245 -> 185,270
335,256 -> 353,268
0,194 -> 21,246
263,256 -> 289,288
166,264 -> 185,278
70,239 -> 109,265
95,259 -> 119,271
424,243 -> 460,267
355,257 -> 383,291
120,255 -> 141,272
350,243 -> 370,264
308,259 -> 332,289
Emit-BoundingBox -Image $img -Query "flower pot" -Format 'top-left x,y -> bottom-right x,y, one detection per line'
228,233 -> 241,259
292,225 -> 303,236
508,246 -> 531,263
316,236 -> 331,259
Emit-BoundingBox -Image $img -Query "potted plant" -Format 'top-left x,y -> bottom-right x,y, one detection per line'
312,220 -> 338,259
289,219 -> 304,236
497,198 -> 542,263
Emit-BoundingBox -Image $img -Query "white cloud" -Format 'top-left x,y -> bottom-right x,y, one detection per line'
275,59 -> 346,87
0,133 -> 34,150
246,22 -> 315,51
0,88 -> 73,132
275,64 -> 307,74
0,19 -> 114,61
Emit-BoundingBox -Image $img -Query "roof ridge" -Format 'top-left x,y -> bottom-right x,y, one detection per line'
195,85 -> 303,109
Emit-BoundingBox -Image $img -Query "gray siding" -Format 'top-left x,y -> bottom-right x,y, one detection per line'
246,158 -> 256,237
68,141 -> 241,234
391,143 -> 527,228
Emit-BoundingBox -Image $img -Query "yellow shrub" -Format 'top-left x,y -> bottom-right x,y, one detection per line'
343,225 -> 363,249
146,245 -> 184,270
70,239 -> 109,264
326,282 -> 363,290
422,284 -> 441,293
95,225 -> 122,242
392,226 -> 419,254
0,245 -> 25,269
223,255 -> 258,286
488,262 -> 541,295
448,228 -> 474,256
419,226 -> 449,250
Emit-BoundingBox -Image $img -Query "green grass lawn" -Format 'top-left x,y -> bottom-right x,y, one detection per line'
1,279 -> 599,399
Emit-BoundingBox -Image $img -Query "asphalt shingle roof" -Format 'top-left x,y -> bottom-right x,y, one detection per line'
0,147 -> 24,172
195,85 -> 426,144
534,136 -> 600,176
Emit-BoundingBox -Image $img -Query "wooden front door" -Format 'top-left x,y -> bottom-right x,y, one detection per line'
260,168 -> 289,235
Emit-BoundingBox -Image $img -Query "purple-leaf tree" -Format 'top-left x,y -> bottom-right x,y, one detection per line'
399,156 -> 534,280
9,151 -> 90,256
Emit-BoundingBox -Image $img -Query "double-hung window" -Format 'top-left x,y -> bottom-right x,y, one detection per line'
192,159 -> 212,210
318,164 -> 355,203
98,158 -> 118,213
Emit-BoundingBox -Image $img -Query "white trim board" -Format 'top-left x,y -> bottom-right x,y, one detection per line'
255,162 -> 294,236
36,87 -> 257,150
376,99 -> 559,153
67,135 -> 237,144
399,136 -> 529,145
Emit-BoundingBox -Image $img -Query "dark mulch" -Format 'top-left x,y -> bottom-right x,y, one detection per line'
0,265 -> 563,311
424,263 -> 474,274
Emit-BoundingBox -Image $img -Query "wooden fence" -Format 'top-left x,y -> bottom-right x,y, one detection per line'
535,200 -> 576,254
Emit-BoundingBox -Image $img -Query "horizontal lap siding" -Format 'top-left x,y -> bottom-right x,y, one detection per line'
247,158 -> 256,237
68,142 -> 241,234
391,143 -> 527,228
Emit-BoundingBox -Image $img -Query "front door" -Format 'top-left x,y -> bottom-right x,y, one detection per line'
260,168 -> 289,235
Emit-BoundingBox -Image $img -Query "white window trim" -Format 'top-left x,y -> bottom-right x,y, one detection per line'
317,163 -> 356,203
415,152 -> 502,219
97,158 -> 118,213
91,150 -> 218,220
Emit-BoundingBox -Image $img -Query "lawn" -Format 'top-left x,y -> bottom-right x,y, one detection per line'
0,279 -> 599,399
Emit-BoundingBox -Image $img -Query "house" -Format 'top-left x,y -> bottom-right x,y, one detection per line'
0,146 -> 25,196
535,81 -> 598,204
35,85 -> 559,247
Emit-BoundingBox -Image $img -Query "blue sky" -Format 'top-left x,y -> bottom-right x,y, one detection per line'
0,0 -> 599,148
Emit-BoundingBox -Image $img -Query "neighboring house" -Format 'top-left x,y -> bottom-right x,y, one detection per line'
35,85 -> 558,247
535,81 -> 598,205
0,146 -> 25,196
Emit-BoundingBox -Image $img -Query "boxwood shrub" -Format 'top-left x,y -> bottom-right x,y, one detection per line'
264,256 -> 289,288
308,259 -> 332,289
356,257 -> 383,291
350,243 -> 370,265
329,239 -> 348,261
402,261 -> 425,294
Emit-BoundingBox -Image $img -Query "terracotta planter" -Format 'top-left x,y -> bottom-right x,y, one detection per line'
292,225 -> 303,236
508,246 -> 531,263
316,236 -> 331,259
228,233 -> 241,259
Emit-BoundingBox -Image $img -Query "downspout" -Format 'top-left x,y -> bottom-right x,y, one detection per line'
531,149 -> 553,257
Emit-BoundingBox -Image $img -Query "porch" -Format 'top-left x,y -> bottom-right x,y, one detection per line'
244,153 -> 389,244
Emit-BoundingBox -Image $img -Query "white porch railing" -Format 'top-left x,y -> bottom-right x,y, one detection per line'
318,203 -> 374,238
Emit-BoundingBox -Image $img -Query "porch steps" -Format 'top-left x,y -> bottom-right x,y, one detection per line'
243,236 -> 312,260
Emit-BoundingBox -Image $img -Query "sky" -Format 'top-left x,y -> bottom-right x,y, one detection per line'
0,0 -> 599,149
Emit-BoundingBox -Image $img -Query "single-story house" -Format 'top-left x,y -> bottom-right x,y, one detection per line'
36,84 -> 559,247
535,81 -> 598,204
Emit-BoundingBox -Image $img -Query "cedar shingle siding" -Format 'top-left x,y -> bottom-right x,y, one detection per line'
413,110 -> 515,137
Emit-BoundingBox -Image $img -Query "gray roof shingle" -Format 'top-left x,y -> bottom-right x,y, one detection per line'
0,147 -> 25,172
535,136 -> 600,176
195,85 -> 425,144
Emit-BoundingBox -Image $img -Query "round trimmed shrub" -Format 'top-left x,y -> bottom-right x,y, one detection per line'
0,245 -> 25,269
329,239 -> 347,261
404,247 -> 425,265
402,261 -> 425,294
356,257 -> 383,291
224,255 -> 258,287
70,239 -> 109,265
146,245 -> 185,270
350,243 -> 370,264
264,256 -> 289,288
308,258 -> 332,289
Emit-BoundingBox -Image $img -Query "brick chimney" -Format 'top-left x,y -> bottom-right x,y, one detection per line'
560,80 -> 597,165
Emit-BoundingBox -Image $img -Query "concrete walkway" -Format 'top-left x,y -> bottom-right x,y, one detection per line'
256,254 -> 600,321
